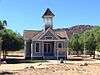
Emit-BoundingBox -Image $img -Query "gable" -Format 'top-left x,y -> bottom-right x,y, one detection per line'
40,31 -> 57,40
39,28 -> 60,40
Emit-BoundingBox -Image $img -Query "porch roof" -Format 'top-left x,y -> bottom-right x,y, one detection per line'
32,39 -> 66,41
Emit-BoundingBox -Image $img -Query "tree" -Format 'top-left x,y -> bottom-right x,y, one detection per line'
69,33 -> 81,55
68,26 -> 99,58
1,29 -> 23,51
86,33 -> 96,58
0,20 -> 7,60
0,20 -> 24,60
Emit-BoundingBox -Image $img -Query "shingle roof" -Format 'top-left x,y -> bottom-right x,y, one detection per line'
23,30 -> 40,40
55,30 -> 69,40
42,8 -> 55,18
32,30 -> 44,40
24,29 -> 69,40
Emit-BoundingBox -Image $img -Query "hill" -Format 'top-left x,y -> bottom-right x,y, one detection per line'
79,26 -> 100,52
55,25 -> 94,38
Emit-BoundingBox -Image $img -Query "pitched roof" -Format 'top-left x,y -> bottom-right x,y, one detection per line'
32,30 -> 44,40
38,28 -> 60,40
23,30 -> 40,40
42,8 -> 55,18
55,30 -> 69,40
24,29 -> 69,41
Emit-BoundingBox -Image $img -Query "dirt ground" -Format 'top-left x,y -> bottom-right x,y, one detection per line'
1,50 -> 100,75
11,63 -> 100,75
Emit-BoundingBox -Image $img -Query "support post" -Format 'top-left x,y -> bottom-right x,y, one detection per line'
42,41 -> 44,59
31,41 -> 33,60
57,50 -> 58,60
54,41 -> 56,57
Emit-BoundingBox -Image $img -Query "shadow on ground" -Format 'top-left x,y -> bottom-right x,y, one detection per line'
0,71 -> 13,75
1,59 -> 85,64
1,58 -> 48,64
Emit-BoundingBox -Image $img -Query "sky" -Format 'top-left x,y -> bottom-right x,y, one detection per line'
0,0 -> 100,35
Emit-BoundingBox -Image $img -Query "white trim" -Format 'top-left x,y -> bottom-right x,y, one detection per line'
45,36 -> 53,40
42,41 -> 44,57
38,28 -> 60,40
35,42 -> 41,53
32,55 -> 43,57
36,40 -> 65,41
31,42 -> 33,58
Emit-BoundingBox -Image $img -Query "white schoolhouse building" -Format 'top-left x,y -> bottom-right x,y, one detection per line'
23,8 -> 69,59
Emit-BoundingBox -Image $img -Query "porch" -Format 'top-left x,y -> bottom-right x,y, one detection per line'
25,40 -> 67,59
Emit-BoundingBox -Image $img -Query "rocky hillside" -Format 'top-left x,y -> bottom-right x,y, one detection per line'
55,25 -> 94,38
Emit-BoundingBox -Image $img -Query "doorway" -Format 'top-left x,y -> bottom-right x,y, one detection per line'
44,42 -> 54,56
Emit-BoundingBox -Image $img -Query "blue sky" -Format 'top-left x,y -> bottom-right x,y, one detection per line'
0,0 -> 100,34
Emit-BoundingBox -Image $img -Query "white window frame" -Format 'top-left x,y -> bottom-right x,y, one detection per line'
35,42 -> 40,53
57,42 -> 63,49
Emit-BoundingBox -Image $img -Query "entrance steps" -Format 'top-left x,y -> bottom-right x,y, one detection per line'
43,56 -> 57,60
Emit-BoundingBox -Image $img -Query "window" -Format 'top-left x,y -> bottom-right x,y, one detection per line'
44,17 -> 51,25
35,43 -> 40,52
45,36 -> 52,39
58,43 -> 62,48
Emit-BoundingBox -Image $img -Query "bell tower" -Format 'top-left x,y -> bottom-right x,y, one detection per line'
42,8 -> 55,30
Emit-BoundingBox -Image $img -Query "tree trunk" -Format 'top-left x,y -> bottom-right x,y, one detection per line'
90,51 -> 92,57
93,51 -> 95,59
77,51 -> 79,56
90,54 -> 92,57
3,49 -> 5,60
3,50 -> 6,60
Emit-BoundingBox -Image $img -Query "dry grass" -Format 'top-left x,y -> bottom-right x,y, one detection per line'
13,63 -> 100,75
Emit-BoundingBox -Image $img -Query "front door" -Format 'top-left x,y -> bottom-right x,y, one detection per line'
44,42 -> 54,56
